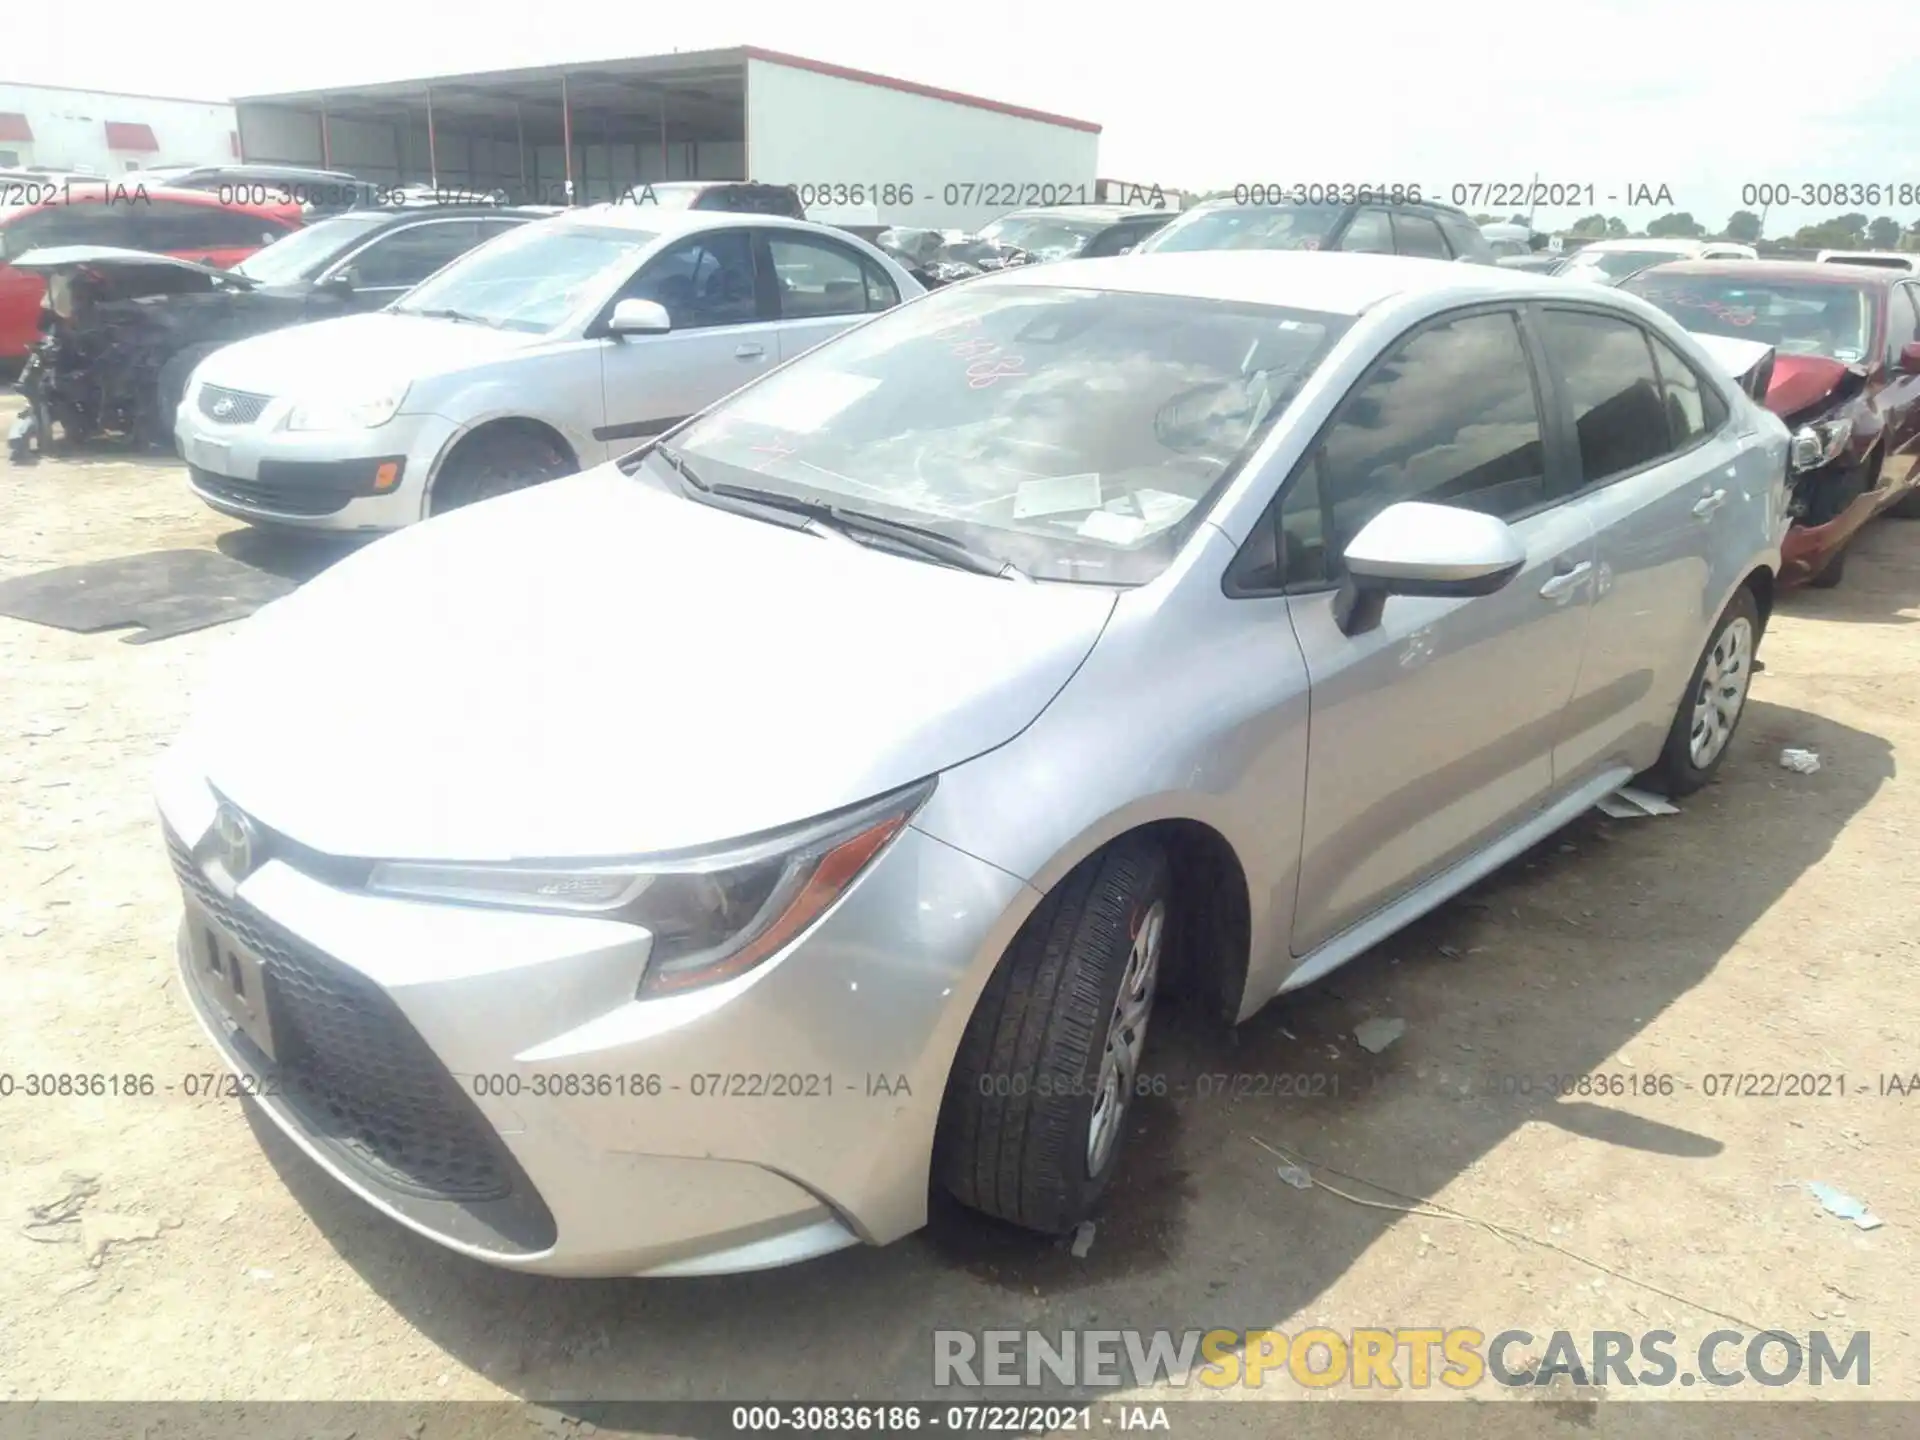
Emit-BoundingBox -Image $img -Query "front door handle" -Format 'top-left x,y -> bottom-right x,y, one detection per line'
735,343 -> 766,360
1692,488 -> 1728,518
1539,560 -> 1593,601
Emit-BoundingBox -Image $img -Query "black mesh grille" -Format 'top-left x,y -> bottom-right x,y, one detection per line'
167,829 -> 511,1203
189,464 -> 357,517
197,384 -> 272,425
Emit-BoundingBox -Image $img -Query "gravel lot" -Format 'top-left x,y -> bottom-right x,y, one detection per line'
2,408 -> 1915,1424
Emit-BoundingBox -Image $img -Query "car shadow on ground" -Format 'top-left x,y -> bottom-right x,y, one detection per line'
214,525 -> 365,585
244,696 -> 1892,1402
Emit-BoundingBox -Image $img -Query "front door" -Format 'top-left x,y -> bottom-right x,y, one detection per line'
594,227 -> 782,461
1278,306 -> 1594,955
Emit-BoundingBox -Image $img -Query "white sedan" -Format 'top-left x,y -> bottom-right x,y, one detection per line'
173,208 -> 924,530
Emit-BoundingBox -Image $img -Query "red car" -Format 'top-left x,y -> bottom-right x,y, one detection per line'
0,182 -> 302,360
1623,260 -> 1920,587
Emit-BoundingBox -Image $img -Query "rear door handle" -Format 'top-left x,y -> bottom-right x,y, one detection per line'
735,343 -> 766,360
1692,488 -> 1728,518
1539,560 -> 1593,601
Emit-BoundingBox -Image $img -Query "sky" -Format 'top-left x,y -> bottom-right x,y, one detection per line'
12,0 -> 1920,239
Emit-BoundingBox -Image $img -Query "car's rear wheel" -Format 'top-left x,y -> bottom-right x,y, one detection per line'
1644,586 -> 1761,796
1889,485 -> 1920,519
935,839 -> 1170,1234
429,425 -> 575,515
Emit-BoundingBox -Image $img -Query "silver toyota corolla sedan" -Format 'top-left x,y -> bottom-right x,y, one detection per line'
157,250 -> 1788,1278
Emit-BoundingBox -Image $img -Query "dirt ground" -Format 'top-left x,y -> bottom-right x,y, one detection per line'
2,405 -> 1916,1420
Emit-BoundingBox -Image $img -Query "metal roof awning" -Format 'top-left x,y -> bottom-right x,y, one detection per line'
0,113 -> 33,143
104,121 -> 160,151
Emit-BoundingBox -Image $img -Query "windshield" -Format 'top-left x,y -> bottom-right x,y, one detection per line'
1140,204 -> 1345,254
655,282 -> 1351,584
232,212 -> 390,283
391,223 -> 655,331
1562,249 -> 1685,282
976,215 -> 1104,259
1623,275 -> 1875,363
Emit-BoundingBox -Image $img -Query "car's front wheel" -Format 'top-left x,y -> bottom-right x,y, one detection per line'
430,425 -> 575,515
1645,586 -> 1761,796
935,839 -> 1170,1235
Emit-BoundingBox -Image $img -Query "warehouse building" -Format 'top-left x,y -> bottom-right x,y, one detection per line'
233,47 -> 1102,232
0,82 -> 238,175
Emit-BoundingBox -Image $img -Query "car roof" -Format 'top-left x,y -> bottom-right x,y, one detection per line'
350,205 -> 550,224
999,205 -> 1172,222
1633,259 -> 1901,287
983,248 -> 1564,316
1573,237 -> 1732,254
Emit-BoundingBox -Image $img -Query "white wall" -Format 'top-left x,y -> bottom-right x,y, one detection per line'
0,83 -> 236,173
743,59 -> 1099,232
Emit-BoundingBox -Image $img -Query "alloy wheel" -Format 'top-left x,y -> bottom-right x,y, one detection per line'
1689,616 -> 1753,769
1086,898 -> 1165,1177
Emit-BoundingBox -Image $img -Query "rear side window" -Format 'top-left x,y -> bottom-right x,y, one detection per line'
3,202 -> 134,254
695,185 -> 805,219
1646,331 -> 1727,447
134,200 -> 287,250
1279,309 -> 1546,587
1541,309 -> 1674,483
1438,214 -> 1493,261
1391,212 -> 1449,260
769,234 -> 894,318
1886,285 -> 1920,366
348,221 -> 487,288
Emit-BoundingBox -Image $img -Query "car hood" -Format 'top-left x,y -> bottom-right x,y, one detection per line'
180,466 -> 1118,862
1762,353 -> 1861,421
192,310 -> 544,396
8,244 -> 257,285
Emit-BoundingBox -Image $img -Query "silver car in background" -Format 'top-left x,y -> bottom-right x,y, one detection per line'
158,251 -> 1785,1278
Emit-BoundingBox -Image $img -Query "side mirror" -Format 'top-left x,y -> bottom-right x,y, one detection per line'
323,268 -> 356,292
607,298 -> 672,337
1898,341 -> 1920,375
1333,500 -> 1526,636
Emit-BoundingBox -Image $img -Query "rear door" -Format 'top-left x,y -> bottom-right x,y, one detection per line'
1876,282 -> 1920,491
1276,304 -> 1596,954
593,226 -> 781,461
764,229 -> 904,362
1537,304 -> 1754,785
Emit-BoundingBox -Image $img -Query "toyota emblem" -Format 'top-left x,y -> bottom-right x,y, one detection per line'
207,804 -> 261,886
211,396 -> 235,419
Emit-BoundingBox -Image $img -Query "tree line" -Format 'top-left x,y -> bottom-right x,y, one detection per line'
1470,211 -> 1920,251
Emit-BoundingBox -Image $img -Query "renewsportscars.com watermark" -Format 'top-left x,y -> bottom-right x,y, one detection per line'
933,1328 -> 1870,1391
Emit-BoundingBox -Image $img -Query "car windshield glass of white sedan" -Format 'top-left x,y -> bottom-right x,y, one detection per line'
1625,275 -> 1874,364
1144,204 -> 1347,254
390,223 -> 657,331
660,282 -> 1351,584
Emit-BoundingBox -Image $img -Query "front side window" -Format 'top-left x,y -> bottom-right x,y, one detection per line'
1141,203 -> 1345,254
391,222 -> 657,332
1338,208 -> 1393,254
655,282 -> 1351,584
348,221 -> 487,288
1279,310 -> 1546,587
232,212 -> 388,282
1391,212 -> 1449,260
1884,285 -> 1920,367
1540,309 -> 1673,483
620,230 -> 759,328
1621,273 -> 1875,365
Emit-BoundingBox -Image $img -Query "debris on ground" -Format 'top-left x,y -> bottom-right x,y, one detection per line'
1597,786 -> 1681,819
1354,1018 -> 1406,1054
1779,748 -> 1822,774
1070,1221 -> 1097,1258
79,1212 -> 162,1267
22,1171 -> 100,1242
1276,1162 -> 1313,1189
1806,1182 -> 1885,1231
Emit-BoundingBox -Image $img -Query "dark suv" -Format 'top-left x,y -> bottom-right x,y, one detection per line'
1140,196 -> 1496,263
620,181 -> 806,220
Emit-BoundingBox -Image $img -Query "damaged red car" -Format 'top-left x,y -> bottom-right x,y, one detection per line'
1623,260 -> 1920,587
0,182 -> 302,361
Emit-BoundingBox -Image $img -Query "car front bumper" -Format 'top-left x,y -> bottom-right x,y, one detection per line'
175,386 -> 454,533
154,755 -> 1035,1277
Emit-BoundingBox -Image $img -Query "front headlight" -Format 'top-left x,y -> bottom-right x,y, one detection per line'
364,778 -> 934,996
284,379 -> 410,432
1791,416 -> 1852,473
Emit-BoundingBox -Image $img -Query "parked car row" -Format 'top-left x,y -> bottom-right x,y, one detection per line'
158,245 -> 1823,1279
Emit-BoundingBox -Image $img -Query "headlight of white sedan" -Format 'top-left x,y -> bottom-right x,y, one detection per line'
364,779 -> 934,996
284,379 -> 410,432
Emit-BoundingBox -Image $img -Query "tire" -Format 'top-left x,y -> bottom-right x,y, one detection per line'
1807,545 -> 1847,589
155,344 -> 222,447
1890,486 -> 1920,519
935,839 -> 1171,1234
1644,586 -> 1762,797
429,426 -> 575,515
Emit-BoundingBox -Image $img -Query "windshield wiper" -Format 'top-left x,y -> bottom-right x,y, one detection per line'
707,481 -> 1027,580
398,306 -> 494,326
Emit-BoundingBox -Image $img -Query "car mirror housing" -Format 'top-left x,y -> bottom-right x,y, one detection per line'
1334,500 -> 1527,636
607,298 -> 673,337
